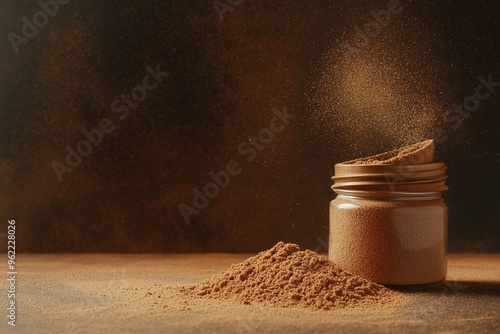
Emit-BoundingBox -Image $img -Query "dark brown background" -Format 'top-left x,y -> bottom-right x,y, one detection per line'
0,0 -> 498,252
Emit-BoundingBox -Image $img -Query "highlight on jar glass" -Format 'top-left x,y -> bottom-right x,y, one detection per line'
328,139 -> 449,285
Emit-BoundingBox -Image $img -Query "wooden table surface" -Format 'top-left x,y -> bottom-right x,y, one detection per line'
1,253 -> 499,333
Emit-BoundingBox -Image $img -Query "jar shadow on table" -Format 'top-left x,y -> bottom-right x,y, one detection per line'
386,280 -> 500,296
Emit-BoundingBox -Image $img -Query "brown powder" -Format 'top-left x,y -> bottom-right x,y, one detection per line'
329,196 -> 448,285
342,139 -> 435,165
182,242 -> 403,310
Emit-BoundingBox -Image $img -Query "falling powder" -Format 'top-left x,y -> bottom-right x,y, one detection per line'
182,242 -> 404,310
311,2 -> 454,155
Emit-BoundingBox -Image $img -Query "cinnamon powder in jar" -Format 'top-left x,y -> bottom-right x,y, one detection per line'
329,140 -> 448,285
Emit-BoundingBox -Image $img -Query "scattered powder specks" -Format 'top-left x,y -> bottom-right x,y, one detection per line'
181,242 -> 404,310
312,3 -> 454,156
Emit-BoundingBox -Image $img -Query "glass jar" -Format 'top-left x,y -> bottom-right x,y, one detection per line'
329,162 -> 448,285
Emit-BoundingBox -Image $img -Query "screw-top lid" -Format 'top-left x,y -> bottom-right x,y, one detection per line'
332,162 -> 448,192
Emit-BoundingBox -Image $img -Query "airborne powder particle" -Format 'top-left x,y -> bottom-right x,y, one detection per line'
182,242 -> 403,310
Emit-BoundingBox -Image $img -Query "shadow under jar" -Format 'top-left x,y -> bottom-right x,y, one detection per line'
329,163 -> 449,285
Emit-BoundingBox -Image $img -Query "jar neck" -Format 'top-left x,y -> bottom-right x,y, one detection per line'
334,189 -> 442,201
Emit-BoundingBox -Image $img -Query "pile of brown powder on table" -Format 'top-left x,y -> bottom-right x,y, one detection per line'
182,242 -> 402,310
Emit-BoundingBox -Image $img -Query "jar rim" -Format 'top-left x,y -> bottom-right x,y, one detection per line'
334,162 -> 446,176
334,189 -> 443,199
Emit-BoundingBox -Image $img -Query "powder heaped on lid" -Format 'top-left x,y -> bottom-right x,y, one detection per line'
341,139 -> 435,165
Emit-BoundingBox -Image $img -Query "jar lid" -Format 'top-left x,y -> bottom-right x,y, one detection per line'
332,162 -> 448,192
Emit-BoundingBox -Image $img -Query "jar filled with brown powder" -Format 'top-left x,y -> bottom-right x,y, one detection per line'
329,140 -> 449,285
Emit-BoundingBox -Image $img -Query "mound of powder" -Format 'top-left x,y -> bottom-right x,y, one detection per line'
182,242 -> 402,310
342,139 -> 435,165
